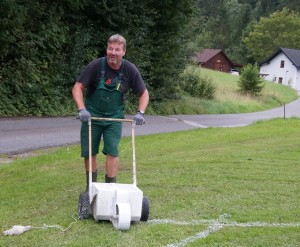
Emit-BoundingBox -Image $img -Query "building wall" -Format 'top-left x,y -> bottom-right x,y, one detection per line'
260,53 -> 300,90
202,53 -> 232,72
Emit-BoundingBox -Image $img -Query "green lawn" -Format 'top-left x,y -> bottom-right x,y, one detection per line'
1,118 -> 300,246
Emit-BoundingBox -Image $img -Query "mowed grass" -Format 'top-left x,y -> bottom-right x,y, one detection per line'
1,119 -> 300,246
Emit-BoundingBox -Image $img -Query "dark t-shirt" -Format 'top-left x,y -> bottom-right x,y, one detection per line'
77,57 -> 146,97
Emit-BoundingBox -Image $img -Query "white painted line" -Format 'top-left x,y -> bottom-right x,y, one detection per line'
148,214 -> 300,247
161,116 -> 248,128
149,219 -> 215,225
166,224 -> 224,247
149,218 -> 300,227
179,120 -> 209,128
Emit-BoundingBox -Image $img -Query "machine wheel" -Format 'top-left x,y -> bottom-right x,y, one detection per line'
78,191 -> 91,220
112,203 -> 131,231
140,196 -> 150,222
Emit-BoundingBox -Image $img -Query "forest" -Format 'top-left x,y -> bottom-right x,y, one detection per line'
1,0 -> 300,116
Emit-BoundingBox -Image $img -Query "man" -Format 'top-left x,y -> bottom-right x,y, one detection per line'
72,34 -> 149,190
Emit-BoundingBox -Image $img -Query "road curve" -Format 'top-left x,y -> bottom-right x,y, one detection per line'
1,96 -> 300,155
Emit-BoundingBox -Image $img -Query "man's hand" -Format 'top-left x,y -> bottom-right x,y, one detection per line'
79,109 -> 91,121
133,111 -> 145,125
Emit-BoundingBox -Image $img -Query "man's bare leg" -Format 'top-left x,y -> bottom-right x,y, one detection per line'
105,154 -> 118,183
84,155 -> 97,172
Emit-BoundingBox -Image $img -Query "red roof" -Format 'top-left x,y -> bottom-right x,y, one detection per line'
193,49 -> 223,63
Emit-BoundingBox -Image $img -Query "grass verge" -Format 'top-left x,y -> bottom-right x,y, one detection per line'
1,119 -> 300,246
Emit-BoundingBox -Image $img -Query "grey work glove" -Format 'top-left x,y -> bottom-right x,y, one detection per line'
79,109 -> 91,122
133,111 -> 145,125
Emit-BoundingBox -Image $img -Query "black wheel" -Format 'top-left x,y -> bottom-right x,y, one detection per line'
140,196 -> 150,222
78,191 -> 91,220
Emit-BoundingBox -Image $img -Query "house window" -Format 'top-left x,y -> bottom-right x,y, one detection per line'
280,60 -> 285,68
278,77 -> 283,84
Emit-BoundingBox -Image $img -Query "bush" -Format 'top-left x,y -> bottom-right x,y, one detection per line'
180,65 -> 216,99
238,64 -> 265,96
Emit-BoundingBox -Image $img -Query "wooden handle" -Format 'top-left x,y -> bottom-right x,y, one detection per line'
90,117 -> 133,123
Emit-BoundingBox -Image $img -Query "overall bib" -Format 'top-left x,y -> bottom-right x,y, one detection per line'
85,57 -> 125,118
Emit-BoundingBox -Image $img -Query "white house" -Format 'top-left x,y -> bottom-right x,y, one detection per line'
259,47 -> 300,90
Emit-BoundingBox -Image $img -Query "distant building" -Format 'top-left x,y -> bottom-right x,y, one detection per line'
260,47 -> 300,90
192,49 -> 236,73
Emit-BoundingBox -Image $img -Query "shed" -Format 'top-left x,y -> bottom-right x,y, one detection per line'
192,49 -> 235,73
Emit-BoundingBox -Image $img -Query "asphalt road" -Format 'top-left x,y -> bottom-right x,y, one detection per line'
1,96 -> 300,155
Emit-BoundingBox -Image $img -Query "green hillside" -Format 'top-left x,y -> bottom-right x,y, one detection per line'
150,68 -> 298,115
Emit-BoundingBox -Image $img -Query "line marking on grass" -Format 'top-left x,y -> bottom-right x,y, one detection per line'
148,214 -> 300,247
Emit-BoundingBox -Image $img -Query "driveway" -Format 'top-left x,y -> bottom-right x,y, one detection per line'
1,97 -> 300,155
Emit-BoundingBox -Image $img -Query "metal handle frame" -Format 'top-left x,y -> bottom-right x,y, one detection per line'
88,117 -> 137,197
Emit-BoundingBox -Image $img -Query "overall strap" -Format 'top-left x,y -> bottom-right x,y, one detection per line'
119,59 -> 125,80
100,57 -> 106,81
117,60 -> 125,98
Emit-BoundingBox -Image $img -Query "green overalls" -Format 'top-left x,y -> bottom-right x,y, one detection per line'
85,57 -> 125,118
80,57 -> 125,158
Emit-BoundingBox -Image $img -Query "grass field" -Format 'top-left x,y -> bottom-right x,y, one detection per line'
1,118 -> 300,246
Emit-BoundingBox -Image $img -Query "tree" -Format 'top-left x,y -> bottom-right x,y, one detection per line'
0,0 -> 72,116
192,1 -> 300,66
144,0 -> 196,101
0,0 -> 196,116
194,0 -> 256,64
243,8 -> 300,62
223,0 -> 253,63
238,64 -> 264,96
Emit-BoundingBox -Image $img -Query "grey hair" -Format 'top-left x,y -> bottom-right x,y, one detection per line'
107,34 -> 126,50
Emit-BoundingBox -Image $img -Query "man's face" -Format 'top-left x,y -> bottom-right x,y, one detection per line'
106,42 -> 126,69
